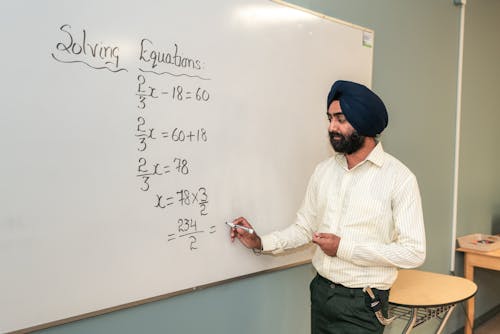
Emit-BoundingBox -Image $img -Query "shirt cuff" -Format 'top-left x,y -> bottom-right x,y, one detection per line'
336,238 -> 355,260
260,234 -> 283,254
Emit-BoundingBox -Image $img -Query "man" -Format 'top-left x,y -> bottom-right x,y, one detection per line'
229,80 -> 426,334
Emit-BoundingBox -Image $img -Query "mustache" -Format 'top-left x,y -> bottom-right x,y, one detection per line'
329,131 -> 345,139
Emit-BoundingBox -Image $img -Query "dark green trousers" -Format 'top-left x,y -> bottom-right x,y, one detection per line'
310,274 -> 389,334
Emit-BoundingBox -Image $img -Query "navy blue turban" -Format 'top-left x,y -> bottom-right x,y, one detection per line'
327,80 -> 388,137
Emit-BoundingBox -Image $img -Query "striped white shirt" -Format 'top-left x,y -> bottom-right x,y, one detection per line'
261,143 -> 426,290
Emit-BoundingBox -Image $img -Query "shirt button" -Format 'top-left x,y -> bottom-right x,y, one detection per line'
330,284 -> 336,289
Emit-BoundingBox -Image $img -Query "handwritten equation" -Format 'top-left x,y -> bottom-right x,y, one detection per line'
136,74 -> 210,109
167,218 -> 216,251
136,116 -> 208,151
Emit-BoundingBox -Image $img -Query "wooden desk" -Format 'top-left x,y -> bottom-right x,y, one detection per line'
389,269 -> 477,334
457,247 -> 500,334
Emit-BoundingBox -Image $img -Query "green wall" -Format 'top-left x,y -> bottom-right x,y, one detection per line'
34,1 -> 499,333
456,0 -> 500,326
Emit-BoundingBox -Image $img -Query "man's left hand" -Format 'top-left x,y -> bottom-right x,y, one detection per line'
312,232 -> 341,257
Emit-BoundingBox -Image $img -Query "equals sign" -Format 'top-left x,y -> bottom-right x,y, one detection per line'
167,233 -> 176,241
164,197 -> 174,206
161,131 -> 169,138
208,226 -> 216,234
185,91 -> 192,100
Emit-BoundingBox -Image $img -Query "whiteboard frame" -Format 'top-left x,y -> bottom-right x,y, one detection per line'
272,0 -> 374,35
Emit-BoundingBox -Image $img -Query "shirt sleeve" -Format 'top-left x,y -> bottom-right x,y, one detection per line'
261,167 -> 321,254
336,174 -> 426,268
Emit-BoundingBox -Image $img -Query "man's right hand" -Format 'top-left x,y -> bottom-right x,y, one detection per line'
229,217 -> 262,250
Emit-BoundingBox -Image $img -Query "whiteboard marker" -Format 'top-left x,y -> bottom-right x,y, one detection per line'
225,221 -> 254,234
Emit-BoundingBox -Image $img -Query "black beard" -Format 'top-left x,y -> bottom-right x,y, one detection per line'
329,131 -> 365,154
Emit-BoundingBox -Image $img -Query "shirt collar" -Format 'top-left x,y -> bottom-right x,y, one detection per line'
334,141 -> 386,169
366,142 -> 385,167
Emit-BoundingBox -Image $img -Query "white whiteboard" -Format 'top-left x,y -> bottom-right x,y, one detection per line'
0,0 -> 373,332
